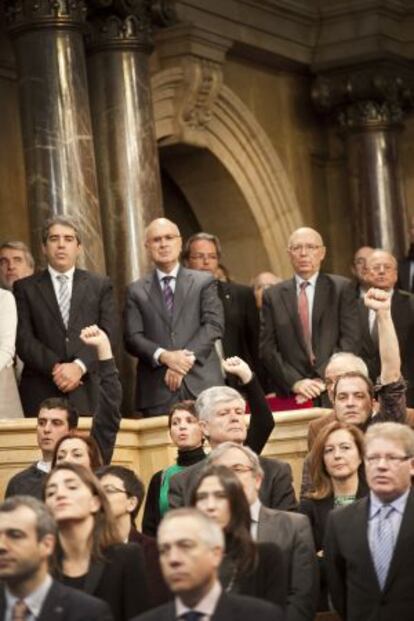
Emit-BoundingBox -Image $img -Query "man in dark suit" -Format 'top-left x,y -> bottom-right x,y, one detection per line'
169,384 -> 296,511
359,248 -> 414,406
0,495 -> 113,620
260,226 -> 360,403
183,232 -> 260,386
6,326 -> 121,499
325,422 -> 414,621
132,507 -> 283,621
124,218 -> 224,417
209,442 -> 318,621
14,216 -> 118,416
397,215 -> 414,292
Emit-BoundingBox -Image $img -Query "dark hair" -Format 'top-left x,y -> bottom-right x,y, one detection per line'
307,421 -> 364,500
333,371 -> 375,401
44,463 -> 121,564
182,232 -> 222,262
38,397 -> 78,430
190,464 -> 256,575
96,465 -> 145,521
0,495 -> 56,540
41,215 -> 81,245
168,400 -> 197,428
52,433 -> 103,470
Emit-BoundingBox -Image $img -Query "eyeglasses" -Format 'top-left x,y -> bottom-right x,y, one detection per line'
147,234 -> 180,246
189,253 -> 218,261
365,454 -> 412,467
102,485 -> 129,495
288,244 -> 323,255
368,264 -> 396,273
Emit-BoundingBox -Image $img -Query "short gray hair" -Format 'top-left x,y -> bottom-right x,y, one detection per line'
159,508 -> 224,548
183,232 -> 222,261
207,442 -> 264,478
365,422 -> 414,456
195,386 -> 245,422
0,496 -> 57,540
0,241 -> 35,270
326,352 -> 368,377
41,216 -> 81,245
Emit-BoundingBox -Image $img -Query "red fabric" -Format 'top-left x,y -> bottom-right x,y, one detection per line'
245,395 -> 313,414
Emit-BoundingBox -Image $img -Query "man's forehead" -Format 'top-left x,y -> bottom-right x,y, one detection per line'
365,436 -> 403,453
213,399 -> 245,412
146,219 -> 179,240
159,517 -> 199,542
336,377 -> 369,394
38,408 -> 68,421
367,251 -> 396,267
289,227 -> 323,246
0,248 -> 25,259
0,506 -> 37,531
215,447 -> 249,464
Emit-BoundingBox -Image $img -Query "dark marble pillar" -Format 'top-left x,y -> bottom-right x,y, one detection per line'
5,0 -> 105,272
312,66 -> 413,256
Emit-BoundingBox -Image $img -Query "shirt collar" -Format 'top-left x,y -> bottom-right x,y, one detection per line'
175,580 -> 222,619
369,489 -> 410,519
5,574 -> 52,618
295,271 -> 319,288
250,498 -> 261,523
36,460 -> 51,474
48,265 -> 75,280
156,263 -> 180,282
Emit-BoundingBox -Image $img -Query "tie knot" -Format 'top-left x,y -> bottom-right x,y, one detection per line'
12,599 -> 29,621
380,504 -> 394,519
180,612 -> 203,621
300,281 -> 309,291
162,276 -> 173,285
57,274 -> 68,284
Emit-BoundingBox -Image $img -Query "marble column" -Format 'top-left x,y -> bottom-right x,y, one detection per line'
6,0 -> 105,272
312,67 -> 413,256
86,3 -> 164,415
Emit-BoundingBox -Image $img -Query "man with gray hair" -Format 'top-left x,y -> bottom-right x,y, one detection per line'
0,241 -> 34,289
169,381 -> 297,511
0,496 -> 113,619
14,215 -> 118,416
325,422 -> 414,620
208,442 -> 318,621
132,507 -> 283,621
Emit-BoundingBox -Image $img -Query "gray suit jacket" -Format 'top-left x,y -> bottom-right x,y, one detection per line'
124,266 -> 224,411
260,273 -> 360,395
257,504 -> 318,621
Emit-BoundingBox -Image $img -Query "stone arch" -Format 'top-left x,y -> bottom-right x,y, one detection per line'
151,65 -> 302,276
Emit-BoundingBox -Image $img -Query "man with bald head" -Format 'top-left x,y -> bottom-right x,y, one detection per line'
360,248 -> 414,405
260,227 -> 360,403
124,218 -> 225,416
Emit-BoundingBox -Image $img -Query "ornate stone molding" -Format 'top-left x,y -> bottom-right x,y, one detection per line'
86,0 -> 153,51
312,64 -> 414,129
5,0 -> 87,33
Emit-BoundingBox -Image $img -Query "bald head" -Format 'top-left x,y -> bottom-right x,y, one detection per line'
365,249 -> 397,291
145,218 -> 182,273
287,227 -> 326,279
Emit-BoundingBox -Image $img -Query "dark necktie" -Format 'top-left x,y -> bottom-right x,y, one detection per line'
162,276 -> 174,315
11,600 -> 29,621
179,612 -> 204,621
298,281 -> 313,362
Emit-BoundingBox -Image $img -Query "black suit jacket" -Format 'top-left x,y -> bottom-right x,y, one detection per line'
260,273 -> 360,395
0,579 -> 113,621
14,268 -> 118,416
397,257 -> 413,292
358,288 -> 414,405
124,266 -> 224,414
131,591 -> 284,621
324,489 -> 414,621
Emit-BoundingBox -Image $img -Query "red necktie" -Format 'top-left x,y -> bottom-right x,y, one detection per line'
298,281 -> 314,362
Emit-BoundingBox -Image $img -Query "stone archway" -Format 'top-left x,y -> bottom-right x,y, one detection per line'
151,61 -> 302,277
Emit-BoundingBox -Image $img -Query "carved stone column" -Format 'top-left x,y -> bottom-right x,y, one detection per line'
312,66 -> 413,256
86,1 -> 166,414
5,0 -> 105,272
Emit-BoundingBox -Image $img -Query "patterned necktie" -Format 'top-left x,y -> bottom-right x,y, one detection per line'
179,612 -> 203,621
57,274 -> 70,328
371,504 -> 395,590
11,600 -> 29,621
162,276 -> 174,315
298,281 -> 313,362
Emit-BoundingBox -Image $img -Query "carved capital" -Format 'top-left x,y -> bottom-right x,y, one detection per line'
5,0 -> 87,34
312,64 -> 414,129
86,0 -> 153,51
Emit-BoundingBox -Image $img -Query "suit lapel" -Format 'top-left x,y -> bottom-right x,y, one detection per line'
312,274 -> 329,344
383,489 -> 414,592
257,505 -> 277,541
353,498 -> 381,592
0,586 -> 6,618
38,581 -> 66,620
280,278 -> 308,355
144,271 -> 171,327
172,268 -> 193,327
83,558 -> 106,595
35,270 -> 66,331
68,269 -> 88,329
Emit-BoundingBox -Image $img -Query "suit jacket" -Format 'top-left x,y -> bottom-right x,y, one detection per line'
397,256 -> 413,292
0,579 -> 113,621
324,489 -> 414,621
260,273 -> 360,395
169,454 -> 297,511
14,268 -> 118,416
218,280 -> 260,376
124,266 -> 224,413
0,289 -> 23,418
257,504 -> 318,621
131,591 -> 284,621
358,289 -> 414,405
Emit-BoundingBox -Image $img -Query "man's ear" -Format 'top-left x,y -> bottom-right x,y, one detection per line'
199,419 -> 209,438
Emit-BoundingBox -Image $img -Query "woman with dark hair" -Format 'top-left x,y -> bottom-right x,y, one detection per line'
44,463 -> 149,620
190,464 -> 287,609
142,400 -> 205,536
52,432 -> 103,470
299,420 -> 368,610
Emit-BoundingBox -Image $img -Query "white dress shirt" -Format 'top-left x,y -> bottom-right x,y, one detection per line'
5,574 -> 52,621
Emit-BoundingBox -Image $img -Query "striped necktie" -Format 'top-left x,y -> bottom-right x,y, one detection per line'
298,281 -> 314,362
371,504 -> 395,589
57,274 -> 70,328
162,276 -> 174,315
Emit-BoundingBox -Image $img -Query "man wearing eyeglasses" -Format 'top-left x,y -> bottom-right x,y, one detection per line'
260,227 -> 360,404
360,248 -> 414,406
124,218 -> 225,417
325,421 -> 414,620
